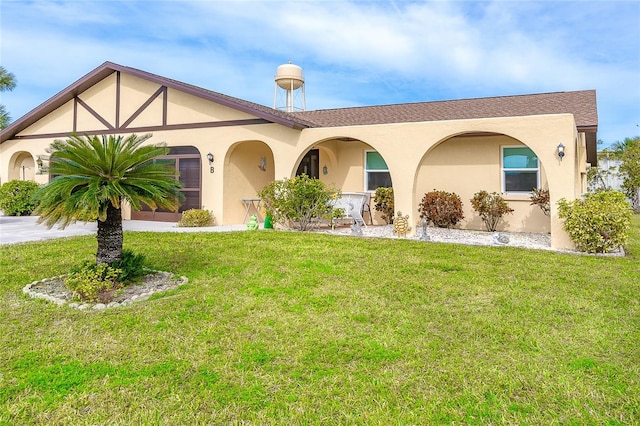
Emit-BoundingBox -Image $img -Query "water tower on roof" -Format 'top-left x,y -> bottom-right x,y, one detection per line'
273,62 -> 306,112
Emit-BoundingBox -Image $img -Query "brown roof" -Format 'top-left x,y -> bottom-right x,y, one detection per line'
293,90 -> 598,130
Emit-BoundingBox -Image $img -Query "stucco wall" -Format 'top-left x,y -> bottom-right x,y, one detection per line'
299,114 -> 580,249
416,134 -> 550,233
0,70 -> 586,249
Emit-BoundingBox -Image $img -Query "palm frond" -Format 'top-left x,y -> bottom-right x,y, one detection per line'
35,133 -> 183,228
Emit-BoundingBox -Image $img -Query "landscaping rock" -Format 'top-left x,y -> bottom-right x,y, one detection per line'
23,271 -> 188,310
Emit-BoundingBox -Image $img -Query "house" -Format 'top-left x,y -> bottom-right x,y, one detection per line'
0,62 -> 598,249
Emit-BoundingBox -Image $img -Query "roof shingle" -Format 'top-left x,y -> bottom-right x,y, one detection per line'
293,90 -> 598,130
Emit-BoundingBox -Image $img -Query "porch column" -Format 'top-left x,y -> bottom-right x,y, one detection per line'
389,164 -> 420,236
541,136 -> 579,250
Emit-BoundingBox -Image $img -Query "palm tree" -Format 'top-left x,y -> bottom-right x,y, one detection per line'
609,136 -> 639,158
0,66 -> 17,129
35,133 -> 183,264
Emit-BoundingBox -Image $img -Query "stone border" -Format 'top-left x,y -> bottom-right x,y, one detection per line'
22,271 -> 189,310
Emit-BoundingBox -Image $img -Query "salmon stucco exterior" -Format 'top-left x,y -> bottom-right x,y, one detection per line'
0,62 -> 598,249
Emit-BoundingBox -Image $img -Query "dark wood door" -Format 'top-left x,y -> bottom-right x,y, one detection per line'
131,147 -> 201,222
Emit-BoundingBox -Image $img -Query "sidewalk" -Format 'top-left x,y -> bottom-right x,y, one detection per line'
0,215 -> 247,245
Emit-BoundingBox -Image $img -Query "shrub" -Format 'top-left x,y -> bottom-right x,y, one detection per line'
373,187 -> 394,224
619,141 -> 640,212
258,174 -> 338,231
470,191 -> 514,232
178,209 -> 214,227
0,180 -> 40,216
558,190 -> 633,253
65,262 -> 122,303
530,188 -> 551,216
418,190 -> 464,228
110,249 -> 146,283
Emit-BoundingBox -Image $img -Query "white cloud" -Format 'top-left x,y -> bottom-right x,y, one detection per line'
1,0 -> 638,144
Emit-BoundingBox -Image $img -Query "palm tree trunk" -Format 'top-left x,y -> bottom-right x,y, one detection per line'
96,203 -> 123,264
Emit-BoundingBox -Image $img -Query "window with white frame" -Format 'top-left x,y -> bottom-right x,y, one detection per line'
365,151 -> 392,191
502,146 -> 539,193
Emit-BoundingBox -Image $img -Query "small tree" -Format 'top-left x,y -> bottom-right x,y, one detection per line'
470,191 -> 514,232
258,174 -> 337,231
35,134 -> 183,264
418,190 -> 464,228
558,190 -> 632,253
373,187 -> 394,224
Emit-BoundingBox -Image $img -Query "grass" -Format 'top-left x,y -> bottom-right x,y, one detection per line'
1,216 -> 639,424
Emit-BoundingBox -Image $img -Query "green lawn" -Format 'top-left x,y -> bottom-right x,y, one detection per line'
1,217 -> 639,424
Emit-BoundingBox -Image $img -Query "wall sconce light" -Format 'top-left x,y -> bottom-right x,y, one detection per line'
557,143 -> 565,161
35,155 -> 49,174
322,165 -> 328,175
259,157 -> 267,172
207,153 -> 214,173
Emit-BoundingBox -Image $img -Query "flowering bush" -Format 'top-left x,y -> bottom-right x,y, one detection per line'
558,190 -> 632,253
471,190 -> 514,232
258,175 -> 339,231
418,190 -> 464,228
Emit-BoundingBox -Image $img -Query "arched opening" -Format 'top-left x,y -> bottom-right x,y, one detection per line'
415,132 -> 549,232
295,137 -> 393,225
8,151 -> 36,181
131,146 -> 201,222
223,141 -> 274,224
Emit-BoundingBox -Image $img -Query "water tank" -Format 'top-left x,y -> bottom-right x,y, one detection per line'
275,62 -> 304,90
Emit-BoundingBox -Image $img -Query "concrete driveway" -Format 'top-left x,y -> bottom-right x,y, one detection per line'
0,215 -> 247,245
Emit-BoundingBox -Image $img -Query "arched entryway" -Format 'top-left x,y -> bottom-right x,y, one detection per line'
131,146 -> 202,222
223,141 -> 275,224
415,132 -> 550,232
295,138 -> 393,225
297,138 -> 391,191
8,151 -> 36,181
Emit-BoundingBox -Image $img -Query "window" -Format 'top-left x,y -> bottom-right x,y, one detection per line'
365,151 -> 392,191
502,146 -> 539,193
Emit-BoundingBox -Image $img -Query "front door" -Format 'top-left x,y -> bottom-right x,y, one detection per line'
131,146 -> 202,221
296,149 -> 319,179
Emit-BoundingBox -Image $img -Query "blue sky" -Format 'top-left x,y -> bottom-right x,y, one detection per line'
1,0 -> 639,148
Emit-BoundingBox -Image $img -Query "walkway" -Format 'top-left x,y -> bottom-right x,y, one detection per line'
0,215 -> 246,245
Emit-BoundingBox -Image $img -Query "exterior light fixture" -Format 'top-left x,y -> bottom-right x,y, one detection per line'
259,157 -> 267,172
322,165 -> 328,175
35,155 -> 49,174
557,143 -> 565,161
207,153 -> 214,173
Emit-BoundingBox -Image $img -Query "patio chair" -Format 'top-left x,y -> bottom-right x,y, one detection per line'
334,192 -> 366,227
361,192 -> 373,225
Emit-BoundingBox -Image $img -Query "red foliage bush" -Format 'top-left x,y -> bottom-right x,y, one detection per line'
418,190 -> 464,228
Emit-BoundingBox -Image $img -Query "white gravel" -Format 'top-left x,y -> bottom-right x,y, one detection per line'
318,224 -> 556,251
316,224 -> 626,256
